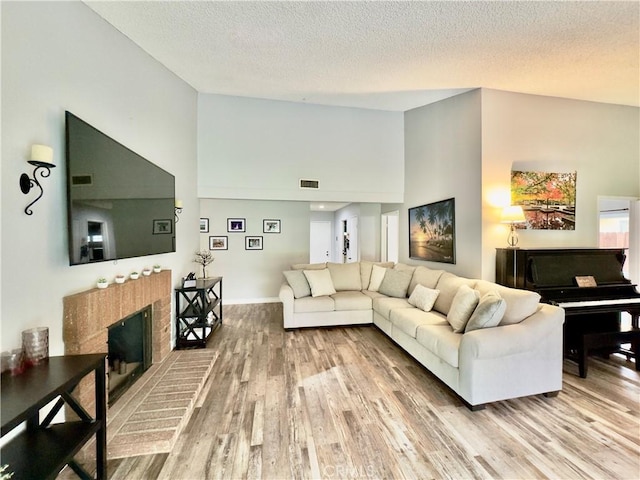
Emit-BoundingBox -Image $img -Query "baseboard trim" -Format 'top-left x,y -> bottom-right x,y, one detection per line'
225,297 -> 281,305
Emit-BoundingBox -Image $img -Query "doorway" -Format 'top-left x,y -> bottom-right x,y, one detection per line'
341,217 -> 358,263
598,197 -> 633,279
310,221 -> 332,264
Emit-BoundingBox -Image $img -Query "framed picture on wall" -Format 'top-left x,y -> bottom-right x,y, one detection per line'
408,197 -> 455,264
152,219 -> 173,235
263,219 -> 281,233
209,236 -> 228,250
227,218 -> 246,232
245,236 -> 263,250
200,218 -> 209,233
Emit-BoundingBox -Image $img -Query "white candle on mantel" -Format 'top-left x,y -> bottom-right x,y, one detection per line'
175,199 -> 183,208
31,144 -> 54,165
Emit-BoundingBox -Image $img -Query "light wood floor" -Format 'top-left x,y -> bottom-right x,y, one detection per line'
104,303 -> 640,479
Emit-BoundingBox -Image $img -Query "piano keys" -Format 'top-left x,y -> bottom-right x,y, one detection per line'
496,247 -> 640,377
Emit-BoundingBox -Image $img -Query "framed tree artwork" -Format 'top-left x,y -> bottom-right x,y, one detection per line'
511,170 -> 577,230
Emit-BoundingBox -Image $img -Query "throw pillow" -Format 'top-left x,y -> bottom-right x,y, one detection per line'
465,291 -> 507,333
378,269 -> 413,298
433,272 -> 477,316
446,285 -> 480,333
408,284 -> 440,312
282,270 -> 311,299
368,265 -> 387,291
303,269 -> 337,297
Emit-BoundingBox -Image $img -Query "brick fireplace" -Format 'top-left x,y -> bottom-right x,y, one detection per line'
63,270 -> 172,414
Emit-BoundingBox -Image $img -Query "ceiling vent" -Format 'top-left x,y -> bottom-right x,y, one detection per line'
299,179 -> 319,189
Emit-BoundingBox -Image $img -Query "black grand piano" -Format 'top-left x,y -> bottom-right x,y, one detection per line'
496,248 -> 640,377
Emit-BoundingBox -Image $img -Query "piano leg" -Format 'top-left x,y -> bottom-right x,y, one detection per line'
578,344 -> 588,378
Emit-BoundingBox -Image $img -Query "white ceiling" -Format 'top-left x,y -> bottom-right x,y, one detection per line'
85,1 -> 639,111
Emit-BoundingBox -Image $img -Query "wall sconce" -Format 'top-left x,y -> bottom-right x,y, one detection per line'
20,144 -> 55,215
500,205 -> 526,248
175,199 -> 183,223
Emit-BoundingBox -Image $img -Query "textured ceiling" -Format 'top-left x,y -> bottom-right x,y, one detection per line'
85,1 -> 639,111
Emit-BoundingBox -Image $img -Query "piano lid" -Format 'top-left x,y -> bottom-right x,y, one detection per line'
529,251 -> 628,288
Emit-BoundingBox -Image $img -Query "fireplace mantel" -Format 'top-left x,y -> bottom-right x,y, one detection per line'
63,270 -> 172,411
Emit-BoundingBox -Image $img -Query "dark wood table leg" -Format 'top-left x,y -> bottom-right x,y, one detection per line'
95,358 -> 107,479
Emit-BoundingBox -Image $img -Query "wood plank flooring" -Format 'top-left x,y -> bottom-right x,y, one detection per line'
103,303 -> 640,479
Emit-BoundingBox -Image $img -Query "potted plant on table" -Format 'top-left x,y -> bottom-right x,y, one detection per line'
130,271 -> 140,280
153,264 -> 162,273
97,278 -> 108,289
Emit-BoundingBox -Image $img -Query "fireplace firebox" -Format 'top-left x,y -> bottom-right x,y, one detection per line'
108,306 -> 152,406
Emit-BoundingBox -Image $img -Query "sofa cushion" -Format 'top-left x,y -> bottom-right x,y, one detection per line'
433,272 -> 477,315
379,269 -> 413,298
292,262 -> 326,271
282,270 -> 311,299
303,269 -> 337,297
368,265 -> 387,291
407,284 -> 440,312
331,291 -> 373,310
447,285 -> 481,333
474,280 -> 541,325
391,307 -> 448,338
360,261 -> 394,291
416,324 -> 462,368
327,262 -> 362,291
465,291 -> 507,332
293,295 -> 335,313
362,290 -> 387,300
372,296 -> 412,318
409,266 -> 445,295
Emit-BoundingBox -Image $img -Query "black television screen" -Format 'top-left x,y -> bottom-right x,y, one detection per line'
65,111 -> 175,265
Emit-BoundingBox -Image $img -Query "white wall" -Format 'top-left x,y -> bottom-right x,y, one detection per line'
199,199 -> 311,302
402,90 -> 483,278
1,2 -> 199,353
480,89 -> 640,279
197,94 -> 404,203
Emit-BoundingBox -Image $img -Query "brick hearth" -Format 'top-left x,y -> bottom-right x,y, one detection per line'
63,270 -> 172,415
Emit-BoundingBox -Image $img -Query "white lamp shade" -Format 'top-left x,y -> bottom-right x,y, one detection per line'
30,144 -> 54,164
500,205 -> 526,223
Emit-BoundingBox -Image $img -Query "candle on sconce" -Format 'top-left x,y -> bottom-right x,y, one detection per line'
175,199 -> 183,209
30,144 -> 54,165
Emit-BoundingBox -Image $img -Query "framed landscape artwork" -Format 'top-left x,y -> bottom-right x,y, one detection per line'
209,236 -> 228,250
408,198 -> 455,264
511,170 -> 577,230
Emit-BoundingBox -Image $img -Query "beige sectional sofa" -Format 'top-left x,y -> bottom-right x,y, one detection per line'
279,261 -> 564,410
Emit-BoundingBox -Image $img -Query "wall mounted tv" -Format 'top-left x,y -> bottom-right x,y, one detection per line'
65,111 -> 175,265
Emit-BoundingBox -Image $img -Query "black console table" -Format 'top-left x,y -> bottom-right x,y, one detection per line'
1,354 -> 107,480
175,277 -> 223,349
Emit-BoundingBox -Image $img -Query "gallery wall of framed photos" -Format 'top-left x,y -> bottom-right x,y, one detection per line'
200,217 -> 281,252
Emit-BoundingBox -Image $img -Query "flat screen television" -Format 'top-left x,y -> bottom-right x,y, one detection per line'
65,111 -> 175,265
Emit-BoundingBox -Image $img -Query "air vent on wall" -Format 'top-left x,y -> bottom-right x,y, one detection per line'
299,179 -> 319,189
71,174 -> 93,186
